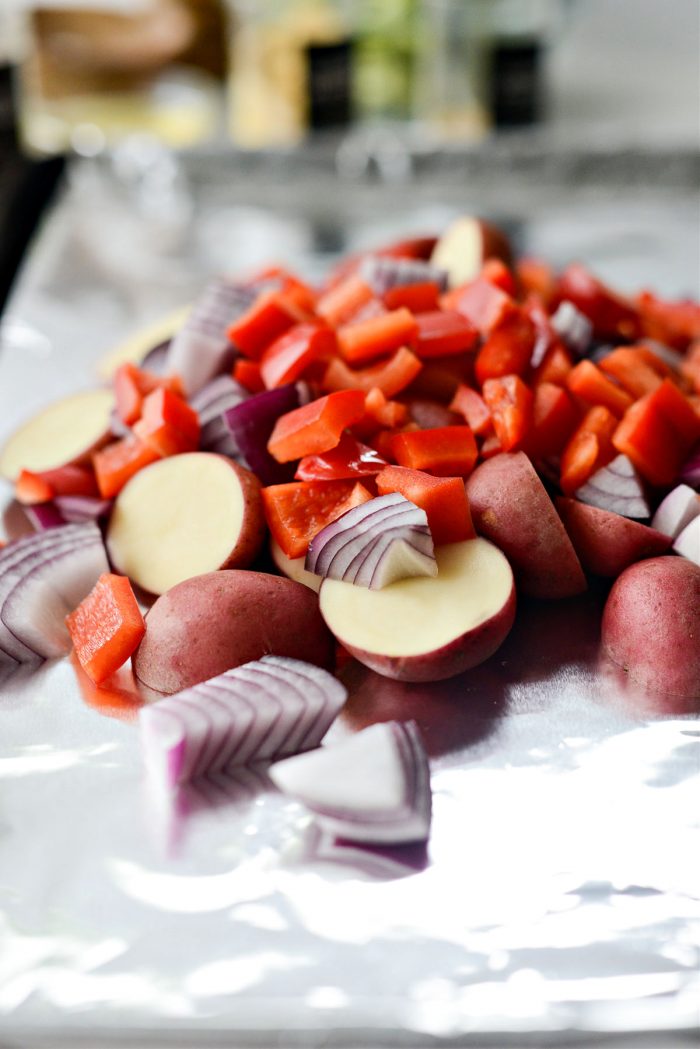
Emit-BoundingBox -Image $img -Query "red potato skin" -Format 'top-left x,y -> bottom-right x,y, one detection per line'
217,458 -> 267,570
557,498 -> 672,578
466,452 -> 587,598
601,557 -> 700,699
336,578 -> 516,683
133,570 -> 334,694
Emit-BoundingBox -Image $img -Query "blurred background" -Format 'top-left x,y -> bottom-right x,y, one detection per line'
0,0 -> 698,314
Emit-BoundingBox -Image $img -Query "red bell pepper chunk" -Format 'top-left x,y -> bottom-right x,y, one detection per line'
566,359 -> 634,417
66,573 -> 145,684
361,387 -> 409,430
260,324 -> 335,389
527,382 -> 580,460
383,281 -> 441,313
635,290 -> 700,350
261,479 -> 373,559
414,310 -> 479,358
612,379 -> 700,487
316,274 -> 375,327
337,308 -> 419,365
559,405 -> 618,494
322,346 -> 423,398
474,308 -> 536,386
233,358 -> 265,393
295,432 -> 387,482
267,389 -> 367,463
480,258 -> 517,297
376,465 -> 475,544
449,383 -> 493,436
533,342 -> 574,387
132,388 -> 200,457
92,437 -> 160,499
481,375 -> 533,452
516,256 -> 557,305
15,469 -> 54,505
390,425 -> 478,477
598,347 -> 665,400
227,290 -> 305,360
556,264 -> 640,341
448,277 -> 514,337
113,363 -> 184,426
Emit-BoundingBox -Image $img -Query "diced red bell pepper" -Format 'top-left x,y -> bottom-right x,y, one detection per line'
261,479 -> 373,558
132,388 -> 200,457
295,432 -> 387,482
526,382 -> 580,460
612,379 -> 700,488
480,257 -> 517,297
66,573 -> 145,684
559,405 -> 618,494
390,425 -> 478,477
337,307 -> 419,365
533,342 -> 574,387
260,324 -> 335,389
113,363 -> 184,426
475,308 -> 536,386
524,295 -> 563,369
516,256 -> 557,305
267,389 -> 367,463
449,384 -> 493,436
316,274 -> 375,327
481,374 -> 533,452
383,281 -> 441,313
361,387 -> 409,430
635,290 -> 700,350
414,310 -> 479,358
680,341 -> 700,394
233,358 -> 265,393
447,277 -> 514,337
598,347 -> 665,400
15,469 -> 54,505
376,465 -> 475,544
322,346 -> 422,397
227,291 -> 305,360
93,437 -> 160,499
566,359 -> 635,417
556,264 -> 640,340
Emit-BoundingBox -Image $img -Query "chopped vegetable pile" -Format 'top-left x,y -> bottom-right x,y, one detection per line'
1,213 -> 700,840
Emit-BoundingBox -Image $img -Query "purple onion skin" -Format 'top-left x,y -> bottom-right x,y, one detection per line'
23,502 -> 66,532
54,495 -> 112,524
140,339 -> 171,374
224,384 -> 300,486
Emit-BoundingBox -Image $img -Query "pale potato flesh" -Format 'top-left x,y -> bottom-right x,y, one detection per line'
320,537 -> 512,657
107,453 -> 247,594
0,389 -> 114,480
430,217 -> 483,288
270,537 -> 322,593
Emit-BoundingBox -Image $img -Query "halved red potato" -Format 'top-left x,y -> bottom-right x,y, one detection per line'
557,497 -> 671,578
430,217 -> 512,288
107,452 -> 265,595
133,569 -> 334,693
0,389 -> 114,481
319,537 -> 515,682
466,452 -> 587,598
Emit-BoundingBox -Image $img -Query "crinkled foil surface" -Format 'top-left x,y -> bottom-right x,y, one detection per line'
0,153 -> 698,1047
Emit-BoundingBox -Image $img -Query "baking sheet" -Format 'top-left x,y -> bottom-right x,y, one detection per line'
0,154 -> 699,1046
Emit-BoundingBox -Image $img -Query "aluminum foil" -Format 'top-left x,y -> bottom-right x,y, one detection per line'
0,153 -> 699,1046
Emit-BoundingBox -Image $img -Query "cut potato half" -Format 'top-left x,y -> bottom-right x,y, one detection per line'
107,452 -> 264,595
270,537 -> 322,592
96,305 -> 190,379
430,217 -> 512,289
319,537 -> 515,682
0,389 -> 114,481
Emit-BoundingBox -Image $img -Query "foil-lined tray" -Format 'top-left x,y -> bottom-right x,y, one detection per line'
0,153 -> 698,1047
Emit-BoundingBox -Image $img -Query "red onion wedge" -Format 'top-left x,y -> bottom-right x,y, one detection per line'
165,279 -> 256,396
22,501 -> 66,532
139,656 -> 347,790
269,720 -> 432,845
651,484 -> 700,539
550,300 -> 593,358
53,495 -> 112,524
673,516 -> 700,566
359,256 -> 448,295
0,523 -> 109,661
305,493 -> 437,589
190,375 -> 249,458
575,454 -> 650,519
223,383 -> 302,486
